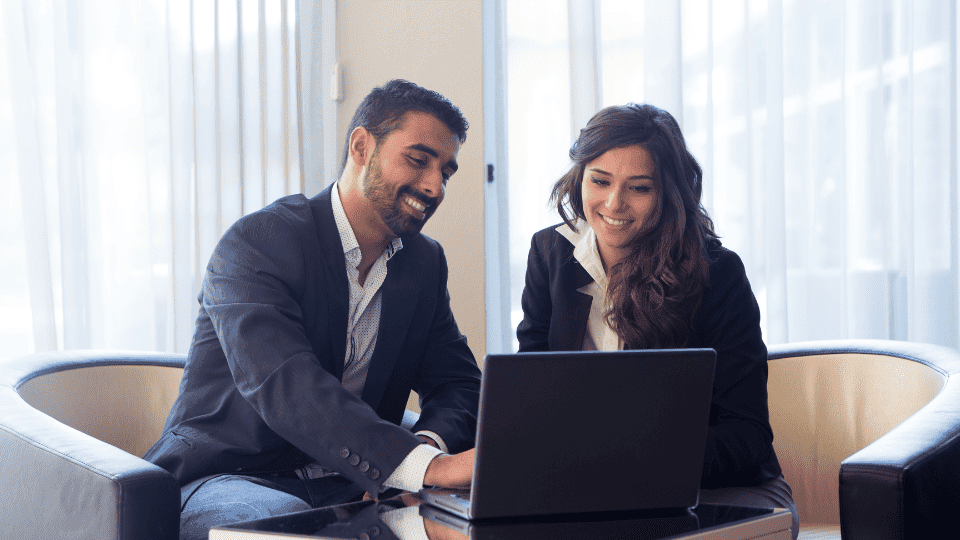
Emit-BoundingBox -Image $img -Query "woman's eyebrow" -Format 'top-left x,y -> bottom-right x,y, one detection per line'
588,167 -> 653,181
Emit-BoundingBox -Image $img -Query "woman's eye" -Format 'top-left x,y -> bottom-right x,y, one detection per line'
631,185 -> 652,193
590,177 -> 608,186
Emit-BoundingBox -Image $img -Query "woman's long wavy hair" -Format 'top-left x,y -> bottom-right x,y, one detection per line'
550,103 -> 718,349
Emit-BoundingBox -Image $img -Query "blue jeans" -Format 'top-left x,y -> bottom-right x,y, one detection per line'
179,472 -> 365,540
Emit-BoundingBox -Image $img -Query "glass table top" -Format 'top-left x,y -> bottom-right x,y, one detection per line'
211,493 -> 790,540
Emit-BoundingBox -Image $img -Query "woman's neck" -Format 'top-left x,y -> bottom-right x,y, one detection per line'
597,243 -> 627,273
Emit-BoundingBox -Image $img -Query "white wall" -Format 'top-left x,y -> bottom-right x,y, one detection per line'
337,0 -> 487,368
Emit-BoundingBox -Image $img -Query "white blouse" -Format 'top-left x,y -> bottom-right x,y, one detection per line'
556,221 -> 624,352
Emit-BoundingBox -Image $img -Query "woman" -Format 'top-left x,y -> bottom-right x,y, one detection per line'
517,104 -> 798,538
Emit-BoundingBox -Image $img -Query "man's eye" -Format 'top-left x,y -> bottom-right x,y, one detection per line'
409,156 -> 427,167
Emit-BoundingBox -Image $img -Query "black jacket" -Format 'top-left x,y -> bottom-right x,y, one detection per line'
516,225 -> 781,488
145,186 -> 481,494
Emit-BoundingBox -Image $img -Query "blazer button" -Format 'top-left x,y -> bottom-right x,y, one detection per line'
359,533 -> 370,540
369,526 -> 381,536
349,454 -> 361,466
370,468 -> 380,479
359,461 -> 370,472
340,447 -> 350,459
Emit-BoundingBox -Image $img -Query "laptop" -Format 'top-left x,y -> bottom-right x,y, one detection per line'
420,349 -> 716,520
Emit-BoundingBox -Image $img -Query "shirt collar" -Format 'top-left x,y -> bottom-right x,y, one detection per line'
331,183 -> 403,265
556,220 -> 607,289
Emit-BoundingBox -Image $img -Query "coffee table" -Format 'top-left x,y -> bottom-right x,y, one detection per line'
210,494 -> 792,539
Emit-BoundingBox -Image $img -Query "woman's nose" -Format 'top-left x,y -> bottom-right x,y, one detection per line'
605,188 -> 625,210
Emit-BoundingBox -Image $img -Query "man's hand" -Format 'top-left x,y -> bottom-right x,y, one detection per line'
423,448 -> 474,488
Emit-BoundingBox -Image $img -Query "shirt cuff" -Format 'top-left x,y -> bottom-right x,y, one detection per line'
414,430 -> 448,453
383,443 -> 444,492
378,505 -> 429,540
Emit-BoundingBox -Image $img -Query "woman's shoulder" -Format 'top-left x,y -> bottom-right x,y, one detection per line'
525,223 -> 581,270
532,222 -> 572,239
702,241 -> 754,295
530,222 -> 576,249
706,241 -> 747,275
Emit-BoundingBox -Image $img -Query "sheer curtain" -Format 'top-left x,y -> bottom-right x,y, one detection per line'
0,0 -> 335,360
503,0 -> 959,349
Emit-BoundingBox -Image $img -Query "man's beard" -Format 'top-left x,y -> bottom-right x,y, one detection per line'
362,153 -> 437,238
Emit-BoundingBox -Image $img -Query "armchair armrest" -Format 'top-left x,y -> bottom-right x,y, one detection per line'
768,339 -> 960,540
0,351 -> 185,540
836,341 -> 960,540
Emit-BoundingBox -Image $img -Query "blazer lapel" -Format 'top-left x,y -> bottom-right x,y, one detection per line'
551,257 -> 594,351
360,244 -> 421,410
310,186 -> 350,379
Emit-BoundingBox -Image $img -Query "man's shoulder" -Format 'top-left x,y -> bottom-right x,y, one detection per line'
229,189 -> 332,236
407,230 -> 441,252
260,192 -> 319,225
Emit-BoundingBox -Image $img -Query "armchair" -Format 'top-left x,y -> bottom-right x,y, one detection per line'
0,350 -> 424,540
767,339 -> 960,539
0,350 -> 185,540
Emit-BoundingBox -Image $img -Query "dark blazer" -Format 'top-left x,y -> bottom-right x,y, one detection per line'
516,225 -> 781,489
145,186 -> 481,495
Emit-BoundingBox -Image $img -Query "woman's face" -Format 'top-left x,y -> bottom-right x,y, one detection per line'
581,144 -> 657,268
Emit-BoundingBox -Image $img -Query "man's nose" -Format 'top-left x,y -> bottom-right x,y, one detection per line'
420,167 -> 445,198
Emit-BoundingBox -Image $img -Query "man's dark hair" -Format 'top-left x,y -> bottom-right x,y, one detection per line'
340,79 -> 469,173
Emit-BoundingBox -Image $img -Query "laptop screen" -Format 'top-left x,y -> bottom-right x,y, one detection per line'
465,349 -> 716,519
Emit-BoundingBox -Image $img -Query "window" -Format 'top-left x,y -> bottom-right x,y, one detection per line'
0,0 -> 335,359
487,0 -> 959,351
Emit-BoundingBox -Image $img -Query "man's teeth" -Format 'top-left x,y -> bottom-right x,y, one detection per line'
602,215 -> 628,226
404,196 -> 426,212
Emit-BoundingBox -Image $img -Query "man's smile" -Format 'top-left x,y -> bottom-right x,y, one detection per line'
403,195 -> 427,218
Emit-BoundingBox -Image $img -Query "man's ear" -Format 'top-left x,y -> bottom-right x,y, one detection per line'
349,127 -> 373,167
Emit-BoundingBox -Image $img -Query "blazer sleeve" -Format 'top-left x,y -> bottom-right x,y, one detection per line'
516,230 -> 554,351
203,209 -> 421,493
410,243 -> 482,454
693,248 -> 778,488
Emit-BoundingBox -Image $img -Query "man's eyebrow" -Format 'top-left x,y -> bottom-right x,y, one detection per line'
408,143 -> 438,158
408,143 -> 458,173
589,167 -> 653,180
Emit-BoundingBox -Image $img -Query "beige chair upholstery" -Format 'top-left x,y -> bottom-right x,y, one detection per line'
0,350 -> 186,540
767,340 -> 960,539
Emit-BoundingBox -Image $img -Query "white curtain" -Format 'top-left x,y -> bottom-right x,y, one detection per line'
0,0 -> 335,359
504,0 -> 959,349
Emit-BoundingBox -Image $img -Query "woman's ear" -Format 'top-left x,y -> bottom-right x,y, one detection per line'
348,126 -> 373,167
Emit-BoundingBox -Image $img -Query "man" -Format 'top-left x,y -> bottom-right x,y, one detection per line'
145,80 -> 480,540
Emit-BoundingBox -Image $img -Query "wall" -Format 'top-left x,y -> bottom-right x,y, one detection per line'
337,0 -> 487,371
